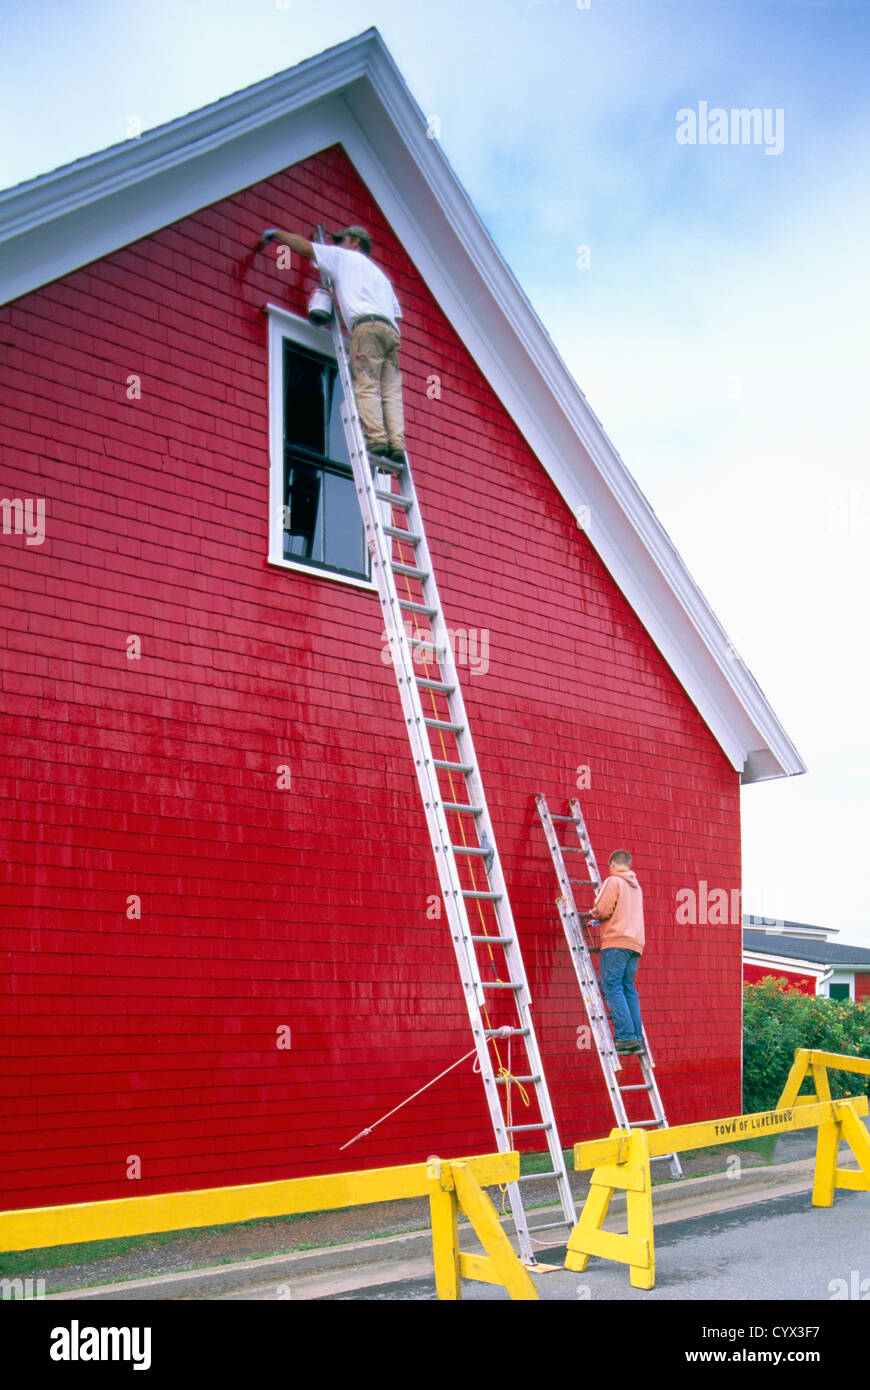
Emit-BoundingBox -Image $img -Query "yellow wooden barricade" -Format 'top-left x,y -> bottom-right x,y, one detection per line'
776,1048 -> 870,1206
0,1151 -> 537,1301
564,1049 -> 870,1291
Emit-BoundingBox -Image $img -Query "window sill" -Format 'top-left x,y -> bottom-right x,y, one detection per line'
267,554 -> 377,593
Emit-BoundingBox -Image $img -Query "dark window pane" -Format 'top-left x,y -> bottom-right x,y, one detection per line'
284,460 -> 322,559
828,983 -> 850,1000
284,344 -> 326,454
281,340 -> 367,580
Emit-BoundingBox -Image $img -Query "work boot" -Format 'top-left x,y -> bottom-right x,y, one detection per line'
367,443 -> 390,459
615,1039 -> 640,1054
388,447 -> 406,465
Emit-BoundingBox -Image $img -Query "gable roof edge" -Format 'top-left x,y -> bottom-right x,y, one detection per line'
0,29 -> 805,785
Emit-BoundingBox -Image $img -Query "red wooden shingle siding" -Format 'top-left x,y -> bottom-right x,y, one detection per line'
742,964 -> 818,996
0,145 -> 741,1210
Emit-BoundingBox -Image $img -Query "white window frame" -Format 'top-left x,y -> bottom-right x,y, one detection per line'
823,971 -> 855,1001
266,302 -> 375,592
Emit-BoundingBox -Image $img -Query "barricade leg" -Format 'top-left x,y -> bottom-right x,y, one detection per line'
812,1114 -> 841,1207
565,1129 -> 654,1289
834,1101 -> 870,1193
625,1130 -> 655,1290
564,1180 -> 614,1274
776,1048 -> 811,1108
429,1183 -> 461,1301
450,1161 -> 539,1301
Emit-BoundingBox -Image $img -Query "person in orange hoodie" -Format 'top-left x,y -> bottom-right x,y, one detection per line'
589,849 -> 646,1055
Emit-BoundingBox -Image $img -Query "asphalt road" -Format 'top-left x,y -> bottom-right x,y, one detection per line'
322,1189 -> 870,1301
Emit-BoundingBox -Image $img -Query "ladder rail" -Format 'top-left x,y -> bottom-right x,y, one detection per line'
537,793 -> 683,1179
312,254 -> 576,1259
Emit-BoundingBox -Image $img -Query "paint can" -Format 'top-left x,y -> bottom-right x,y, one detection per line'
308,288 -> 333,326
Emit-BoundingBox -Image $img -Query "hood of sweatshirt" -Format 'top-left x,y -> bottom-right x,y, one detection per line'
613,869 -> 639,889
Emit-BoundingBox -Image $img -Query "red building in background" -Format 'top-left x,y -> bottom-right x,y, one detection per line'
743,918 -> 870,998
0,32 -> 804,1213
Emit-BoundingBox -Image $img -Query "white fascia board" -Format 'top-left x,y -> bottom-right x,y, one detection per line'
743,951 -> 828,980
0,30 -> 376,302
743,922 -> 835,940
0,28 -> 804,784
0,97 -> 346,305
336,59 -> 805,782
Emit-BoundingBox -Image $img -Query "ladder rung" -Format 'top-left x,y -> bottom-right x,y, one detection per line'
618,1083 -> 653,1092
650,1153 -> 680,1163
547,813 -> 579,823
391,561 -> 429,579
559,846 -> 586,854
374,489 -> 412,509
369,454 -> 405,473
569,880 -> 598,887
416,678 -> 454,694
630,1118 -> 660,1127
335,317 -> 585,1259
516,1170 -> 558,1183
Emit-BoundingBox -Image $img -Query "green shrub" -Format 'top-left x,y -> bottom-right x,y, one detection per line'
743,978 -> 870,1114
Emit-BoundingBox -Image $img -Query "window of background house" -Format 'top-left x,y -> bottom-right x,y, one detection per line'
827,982 -> 851,1001
281,340 -> 367,580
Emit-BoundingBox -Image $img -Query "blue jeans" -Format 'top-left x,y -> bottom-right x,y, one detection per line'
600,948 -> 643,1043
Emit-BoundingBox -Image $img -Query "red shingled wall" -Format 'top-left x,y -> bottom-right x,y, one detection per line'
742,964 -> 818,996
0,145 -> 742,1211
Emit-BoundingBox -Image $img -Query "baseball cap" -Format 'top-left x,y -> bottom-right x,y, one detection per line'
331,225 -> 372,254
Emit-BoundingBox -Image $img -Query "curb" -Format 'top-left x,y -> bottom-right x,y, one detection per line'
46,1154 -> 829,1300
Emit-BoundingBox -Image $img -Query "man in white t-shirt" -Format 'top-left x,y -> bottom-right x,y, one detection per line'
265,225 -> 405,463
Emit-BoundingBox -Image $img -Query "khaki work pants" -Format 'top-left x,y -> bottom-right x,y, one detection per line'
349,320 -> 405,452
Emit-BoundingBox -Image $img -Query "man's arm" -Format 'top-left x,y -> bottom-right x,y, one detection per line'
591,877 -> 619,921
264,229 -> 315,259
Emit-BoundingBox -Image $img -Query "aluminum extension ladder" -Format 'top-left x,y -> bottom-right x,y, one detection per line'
316,257 -> 577,1262
535,794 -> 682,1179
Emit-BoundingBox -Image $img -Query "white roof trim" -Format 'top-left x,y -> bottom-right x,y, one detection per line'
0,28 -> 805,784
743,951 -> 829,980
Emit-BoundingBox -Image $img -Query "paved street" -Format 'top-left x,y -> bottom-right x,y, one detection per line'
323,1190 -> 870,1301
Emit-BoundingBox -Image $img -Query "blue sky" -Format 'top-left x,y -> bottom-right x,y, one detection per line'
3,0 -> 869,946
